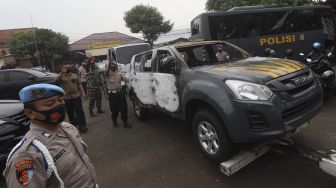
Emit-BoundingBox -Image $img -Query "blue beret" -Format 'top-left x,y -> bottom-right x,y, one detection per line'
19,84 -> 65,104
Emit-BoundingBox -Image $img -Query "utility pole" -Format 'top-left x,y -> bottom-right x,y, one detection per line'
30,15 -> 41,67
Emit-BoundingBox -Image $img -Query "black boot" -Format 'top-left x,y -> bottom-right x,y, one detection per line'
123,121 -> 132,129
97,108 -> 105,113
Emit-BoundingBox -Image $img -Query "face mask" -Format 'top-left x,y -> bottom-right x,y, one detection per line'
32,104 -> 66,125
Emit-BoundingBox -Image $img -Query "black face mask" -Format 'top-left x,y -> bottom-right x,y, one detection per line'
32,104 -> 66,125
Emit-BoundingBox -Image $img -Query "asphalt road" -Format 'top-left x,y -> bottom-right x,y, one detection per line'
1,96 -> 336,188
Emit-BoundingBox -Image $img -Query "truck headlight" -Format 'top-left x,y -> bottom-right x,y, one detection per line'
225,80 -> 273,101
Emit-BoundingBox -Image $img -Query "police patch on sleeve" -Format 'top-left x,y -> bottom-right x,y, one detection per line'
15,160 -> 34,186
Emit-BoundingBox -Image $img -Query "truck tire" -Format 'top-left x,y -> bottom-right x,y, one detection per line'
133,97 -> 149,121
192,109 -> 236,163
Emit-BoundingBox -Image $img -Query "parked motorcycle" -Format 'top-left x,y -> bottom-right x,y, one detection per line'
0,100 -> 30,164
299,42 -> 336,96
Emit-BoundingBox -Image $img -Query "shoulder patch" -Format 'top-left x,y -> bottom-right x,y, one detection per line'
61,122 -> 79,135
15,160 -> 34,186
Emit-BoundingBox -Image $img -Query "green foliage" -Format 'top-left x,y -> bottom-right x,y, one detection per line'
124,4 -> 173,47
6,28 -> 69,70
205,0 -> 313,11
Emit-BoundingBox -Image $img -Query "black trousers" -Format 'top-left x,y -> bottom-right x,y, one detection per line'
81,81 -> 87,95
64,96 -> 87,130
108,91 -> 128,122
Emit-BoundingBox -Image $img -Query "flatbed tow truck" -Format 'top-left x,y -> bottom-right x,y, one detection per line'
219,122 -> 336,178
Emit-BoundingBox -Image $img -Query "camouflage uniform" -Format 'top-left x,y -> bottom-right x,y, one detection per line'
86,65 -> 106,114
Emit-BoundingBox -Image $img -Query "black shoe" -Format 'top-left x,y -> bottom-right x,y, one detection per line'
80,127 -> 88,133
113,121 -> 118,127
97,109 -> 105,114
123,121 -> 132,129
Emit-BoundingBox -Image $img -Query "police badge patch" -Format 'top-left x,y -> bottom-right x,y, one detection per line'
15,160 -> 34,186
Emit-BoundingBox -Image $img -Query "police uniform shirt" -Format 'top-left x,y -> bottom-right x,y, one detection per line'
107,70 -> 124,91
3,122 -> 98,188
57,73 -> 81,99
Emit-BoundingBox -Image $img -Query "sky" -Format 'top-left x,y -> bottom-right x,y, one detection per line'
1,0 -> 207,43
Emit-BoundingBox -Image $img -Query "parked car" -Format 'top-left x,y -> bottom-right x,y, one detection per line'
0,69 -> 57,100
0,100 -> 30,164
127,40 -> 323,163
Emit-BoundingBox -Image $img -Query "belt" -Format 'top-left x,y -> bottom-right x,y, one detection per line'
109,88 -> 122,94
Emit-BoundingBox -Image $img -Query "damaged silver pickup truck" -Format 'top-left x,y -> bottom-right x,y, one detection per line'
127,41 -> 323,163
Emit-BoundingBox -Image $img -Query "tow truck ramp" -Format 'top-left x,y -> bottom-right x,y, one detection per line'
219,124 -> 336,178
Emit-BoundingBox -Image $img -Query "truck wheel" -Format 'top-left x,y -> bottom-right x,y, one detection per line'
192,110 -> 236,163
133,97 -> 149,121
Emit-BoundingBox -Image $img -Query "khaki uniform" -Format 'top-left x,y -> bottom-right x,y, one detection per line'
3,122 -> 98,188
106,70 -> 129,123
57,73 -> 81,99
107,70 -> 125,91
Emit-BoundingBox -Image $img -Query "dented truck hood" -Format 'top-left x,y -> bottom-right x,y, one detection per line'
193,57 -> 307,84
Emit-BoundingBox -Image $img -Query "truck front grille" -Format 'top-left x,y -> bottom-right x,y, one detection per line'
281,94 -> 321,121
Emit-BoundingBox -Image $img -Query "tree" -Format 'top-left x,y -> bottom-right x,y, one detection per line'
6,28 -> 69,71
205,0 -> 313,11
124,4 -> 173,47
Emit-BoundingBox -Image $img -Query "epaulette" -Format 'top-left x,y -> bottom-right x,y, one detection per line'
60,122 -> 79,135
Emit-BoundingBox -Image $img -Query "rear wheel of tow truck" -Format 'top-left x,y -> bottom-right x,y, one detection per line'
132,97 -> 149,121
192,109 -> 236,163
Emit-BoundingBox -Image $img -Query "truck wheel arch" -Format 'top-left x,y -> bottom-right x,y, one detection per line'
185,99 -> 231,139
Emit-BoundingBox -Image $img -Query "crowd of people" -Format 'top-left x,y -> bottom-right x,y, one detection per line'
3,53 -> 131,187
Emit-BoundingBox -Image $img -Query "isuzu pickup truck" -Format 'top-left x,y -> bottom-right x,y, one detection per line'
127,41 -> 323,163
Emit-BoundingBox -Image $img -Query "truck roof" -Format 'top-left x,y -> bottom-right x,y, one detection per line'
194,5 -> 331,18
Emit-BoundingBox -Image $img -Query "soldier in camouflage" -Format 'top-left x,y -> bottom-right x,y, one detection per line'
86,58 -> 106,117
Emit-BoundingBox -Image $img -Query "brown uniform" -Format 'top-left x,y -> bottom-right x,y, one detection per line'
3,122 -> 98,188
106,70 -> 129,124
56,72 -> 87,131
57,73 -> 81,99
107,70 -> 125,91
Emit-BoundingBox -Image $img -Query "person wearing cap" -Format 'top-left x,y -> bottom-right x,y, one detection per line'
105,57 -> 132,128
3,84 -> 99,188
216,45 -> 230,62
86,57 -> 106,117
55,61 -> 88,133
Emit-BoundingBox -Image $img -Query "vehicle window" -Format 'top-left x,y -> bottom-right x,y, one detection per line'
133,55 -> 142,72
9,71 -> 30,81
0,72 -> 6,82
191,17 -> 201,36
115,44 -> 151,65
140,53 -> 153,72
209,8 -> 326,39
177,43 -> 248,67
157,50 -> 177,74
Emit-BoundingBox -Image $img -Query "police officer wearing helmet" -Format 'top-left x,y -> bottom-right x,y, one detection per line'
3,84 -> 99,188
105,57 -> 131,128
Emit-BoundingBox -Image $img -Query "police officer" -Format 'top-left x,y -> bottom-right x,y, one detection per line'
86,58 -> 105,117
105,58 -> 131,128
3,84 -> 98,188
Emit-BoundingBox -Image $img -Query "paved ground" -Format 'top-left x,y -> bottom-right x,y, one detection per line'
1,96 -> 336,188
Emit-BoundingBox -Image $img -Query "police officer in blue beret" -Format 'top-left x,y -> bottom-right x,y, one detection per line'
3,84 -> 99,188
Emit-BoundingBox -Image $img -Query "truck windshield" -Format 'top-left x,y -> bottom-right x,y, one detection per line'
114,44 -> 151,65
177,43 -> 249,67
